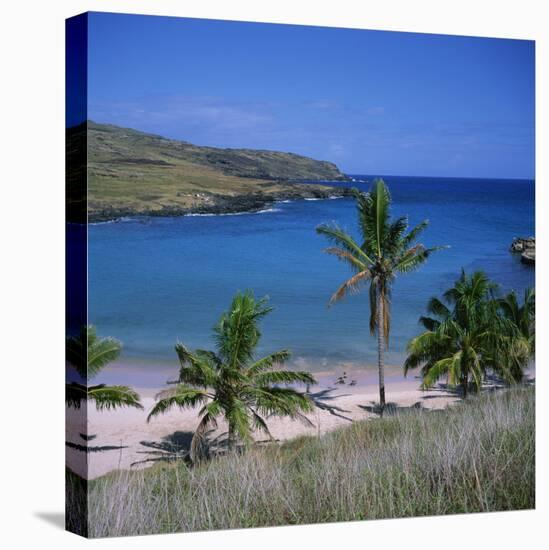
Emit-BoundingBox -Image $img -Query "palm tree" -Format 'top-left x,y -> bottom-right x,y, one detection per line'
495,288 -> 535,382
404,270 -> 500,396
66,325 -> 143,410
317,179 -> 443,413
147,291 -> 316,460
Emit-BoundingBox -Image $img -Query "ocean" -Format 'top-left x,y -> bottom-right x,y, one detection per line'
86,176 -> 535,386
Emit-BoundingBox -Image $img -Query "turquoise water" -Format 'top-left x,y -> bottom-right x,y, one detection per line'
88,176 -> 534,385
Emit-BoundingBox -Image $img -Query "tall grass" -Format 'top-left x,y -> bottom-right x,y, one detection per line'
82,387 -> 534,537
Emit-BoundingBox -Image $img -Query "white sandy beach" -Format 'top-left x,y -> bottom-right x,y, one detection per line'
66,366 -> 463,479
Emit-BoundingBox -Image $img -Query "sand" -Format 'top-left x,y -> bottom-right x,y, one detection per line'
66,365 -> 462,480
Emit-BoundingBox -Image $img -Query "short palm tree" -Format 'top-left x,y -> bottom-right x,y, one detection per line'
317,179 -> 443,413
147,291 -> 316,460
495,288 -> 535,382
404,270 -> 499,396
66,325 -> 143,410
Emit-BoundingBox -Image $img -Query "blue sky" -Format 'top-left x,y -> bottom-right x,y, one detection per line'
86,12 -> 535,179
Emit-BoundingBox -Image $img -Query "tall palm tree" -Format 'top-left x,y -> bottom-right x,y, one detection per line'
404,270 -> 500,396
66,325 -> 143,410
147,291 -> 316,460
495,288 -> 535,382
317,179 -> 443,413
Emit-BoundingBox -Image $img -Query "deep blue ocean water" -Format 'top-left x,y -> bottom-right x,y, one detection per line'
87,176 -> 534,384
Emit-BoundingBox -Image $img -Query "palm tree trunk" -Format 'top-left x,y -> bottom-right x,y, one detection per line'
228,423 -> 235,452
377,293 -> 386,415
462,374 -> 468,398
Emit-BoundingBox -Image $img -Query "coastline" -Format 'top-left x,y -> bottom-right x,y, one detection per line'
67,360 -> 536,480
87,183 -> 353,223
67,365 -> 459,480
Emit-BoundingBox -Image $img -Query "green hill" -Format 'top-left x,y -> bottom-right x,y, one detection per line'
68,121 -> 350,221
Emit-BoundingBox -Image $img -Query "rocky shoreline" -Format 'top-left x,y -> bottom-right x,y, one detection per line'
88,185 -> 353,223
510,237 -> 535,265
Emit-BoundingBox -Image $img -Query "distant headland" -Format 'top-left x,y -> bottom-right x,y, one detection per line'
67,121 -> 351,222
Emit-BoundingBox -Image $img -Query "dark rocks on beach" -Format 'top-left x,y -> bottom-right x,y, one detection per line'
510,237 -> 535,265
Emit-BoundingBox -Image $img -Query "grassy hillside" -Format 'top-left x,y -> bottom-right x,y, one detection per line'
73,122 -> 350,221
71,387 -> 534,537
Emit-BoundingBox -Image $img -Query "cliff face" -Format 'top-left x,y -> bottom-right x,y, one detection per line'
67,121 -> 349,220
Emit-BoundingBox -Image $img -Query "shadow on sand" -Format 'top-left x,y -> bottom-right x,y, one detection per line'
358,400 -> 427,416
65,441 -> 128,453
141,430 -> 194,453
132,430 -> 198,467
359,373 -> 535,417
308,387 -> 353,421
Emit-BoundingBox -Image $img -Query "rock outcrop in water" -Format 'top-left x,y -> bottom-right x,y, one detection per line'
510,237 -> 535,265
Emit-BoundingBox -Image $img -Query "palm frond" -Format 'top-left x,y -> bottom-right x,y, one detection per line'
323,247 -> 368,272
252,370 -> 316,386
426,297 -> 451,319
147,386 -> 210,421
497,291 -> 519,321
247,386 -> 314,419
226,399 -> 253,445
394,245 -> 445,274
175,343 -> 218,387
373,179 -> 391,257
329,269 -> 371,305
65,382 -> 88,408
247,350 -> 291,375
316,223 -> 374,265
402,219 -> 429,248
214,291 -> 272,368
249,409 -> 275,440
88,384 -> 143,411
66,325 -> 122,380
87,336 -> 122,379
468,347 -> 483,391
384,216 -> 409,255
421,356 -> 454,389
354,181 -> 391,258
190,405 -> 220,462
418,316 -> 440,331
404,331 -> 449,375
